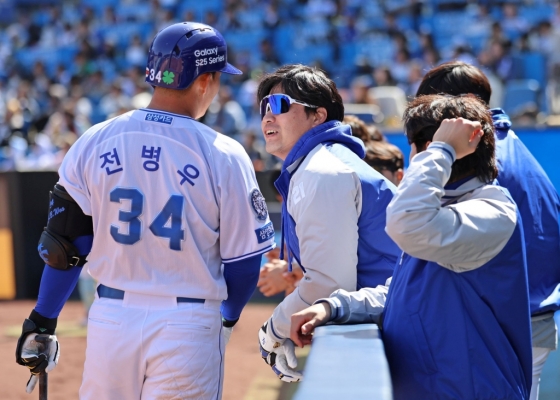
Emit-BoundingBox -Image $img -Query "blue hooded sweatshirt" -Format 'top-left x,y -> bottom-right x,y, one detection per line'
274,120 -> 400,289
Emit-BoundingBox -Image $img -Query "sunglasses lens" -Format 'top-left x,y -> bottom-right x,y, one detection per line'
280,96 -> 290,113
260,95 -> 291,118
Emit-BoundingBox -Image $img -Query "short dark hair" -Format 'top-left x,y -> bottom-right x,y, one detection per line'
416,61 -> 492,105
364,141 -> 404,173
257,64 -> 344,122
343,115 -> 367,141
404,94 -> 497,183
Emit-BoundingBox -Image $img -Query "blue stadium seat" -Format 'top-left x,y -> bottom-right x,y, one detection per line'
98,22 -> 154,49
356,35 -> 394,67
503,79 -> 540,117
519,4 -> 554,25
522,52 -> 547,88
116,3 -> 153,22
225,29 -> 266,53
80,0 -> 114,14
178,0 -> 222,19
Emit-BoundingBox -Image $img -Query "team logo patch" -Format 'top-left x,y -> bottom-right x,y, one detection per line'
255,222 -> 275,244
38,243 -> 49,263
250,189 -> 268,221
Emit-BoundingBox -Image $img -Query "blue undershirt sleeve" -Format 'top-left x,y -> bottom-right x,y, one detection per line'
221,253 -> 262,322
35,235 -> 94,319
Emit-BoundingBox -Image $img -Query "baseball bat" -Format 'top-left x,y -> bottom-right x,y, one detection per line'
35,336 -> 51,400
39,372 -> 48,400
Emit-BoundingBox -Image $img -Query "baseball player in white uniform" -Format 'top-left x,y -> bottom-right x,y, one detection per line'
15,22 -> 275,399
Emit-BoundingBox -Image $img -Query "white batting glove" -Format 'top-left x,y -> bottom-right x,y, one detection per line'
259,319 -> 303,383
222,326 -> 233,347
20,333 -> 59,393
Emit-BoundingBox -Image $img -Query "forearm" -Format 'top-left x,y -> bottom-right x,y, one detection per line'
318,282 -> 390,325
221,254 -> 261,323
34,235 -> 93,319
270,267 -> 352,339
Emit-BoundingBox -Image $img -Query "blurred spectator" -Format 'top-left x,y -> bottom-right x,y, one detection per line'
547,63 -> 560,116
205,86 -> 246,141
349,75 -> 375,104
242,131 -> 267,172
501,3 -> 529,39
99,83 -> 131,118
392,48 -> 413,84
403,61 -> 423,97
258,39 -> 281,73
125,35 -> 146,68
373,66 -> 397,86
364,140 -> 404,186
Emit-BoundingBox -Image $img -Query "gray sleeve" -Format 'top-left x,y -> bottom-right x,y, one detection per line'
316,277 -> 392,325
385,142 -> 517,272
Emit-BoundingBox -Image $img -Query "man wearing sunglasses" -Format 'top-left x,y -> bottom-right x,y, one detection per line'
256,64 -> 401,382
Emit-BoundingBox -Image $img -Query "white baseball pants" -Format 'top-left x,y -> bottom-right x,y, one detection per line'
80,292 -> 224,399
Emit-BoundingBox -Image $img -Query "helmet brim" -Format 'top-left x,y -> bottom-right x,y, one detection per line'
220,63 -> 242,75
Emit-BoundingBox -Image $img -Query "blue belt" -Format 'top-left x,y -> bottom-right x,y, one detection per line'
97,284 -> 205,304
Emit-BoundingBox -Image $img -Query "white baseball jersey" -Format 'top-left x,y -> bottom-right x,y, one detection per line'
58,108 -> 275,300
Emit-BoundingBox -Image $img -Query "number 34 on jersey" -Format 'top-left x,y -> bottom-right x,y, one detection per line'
100,145 -> 201,251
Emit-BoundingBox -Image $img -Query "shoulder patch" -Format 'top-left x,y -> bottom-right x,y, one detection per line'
255,222 -> 275,244
250,189 -> 268,221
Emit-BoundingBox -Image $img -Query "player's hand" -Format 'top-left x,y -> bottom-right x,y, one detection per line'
432,118 -> 483,159
257,259 -> 289,297
282,262 -> 304,295
290,302 -> 332,348
259,320 -> 303,383
16,319 -> 60,393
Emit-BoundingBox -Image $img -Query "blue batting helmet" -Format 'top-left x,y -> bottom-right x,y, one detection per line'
145,22 -> 242,90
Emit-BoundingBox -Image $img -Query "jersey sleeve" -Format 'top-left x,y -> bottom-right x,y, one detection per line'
57,133 -> 93,215
217,142 -> 275,262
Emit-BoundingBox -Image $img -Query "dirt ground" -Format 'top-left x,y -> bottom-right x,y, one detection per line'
0,300 -> 285,400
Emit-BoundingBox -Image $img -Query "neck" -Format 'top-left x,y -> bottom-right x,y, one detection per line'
146,87 -> 200,119
447,169 -> 475,184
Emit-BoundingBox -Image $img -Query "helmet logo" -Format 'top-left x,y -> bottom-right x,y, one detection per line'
162,71 -> 175,85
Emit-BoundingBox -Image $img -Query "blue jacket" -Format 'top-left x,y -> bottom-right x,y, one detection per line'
274,120 -> 400,289
383,195 -> 531,400
492,108 -> 560,315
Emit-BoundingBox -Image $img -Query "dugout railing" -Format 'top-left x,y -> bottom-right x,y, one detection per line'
294,323 -> 393,400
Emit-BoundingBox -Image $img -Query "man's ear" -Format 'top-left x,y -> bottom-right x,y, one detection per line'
421,140 -> 431,151
196,73 -> 212,95
312,107 -> 328,126
396,169 -> 404,185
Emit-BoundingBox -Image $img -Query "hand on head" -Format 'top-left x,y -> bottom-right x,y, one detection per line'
433,118 -> 483,159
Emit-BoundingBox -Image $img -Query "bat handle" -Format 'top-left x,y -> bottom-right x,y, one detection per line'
35,335 -> 51,400
39,372 -> 48,400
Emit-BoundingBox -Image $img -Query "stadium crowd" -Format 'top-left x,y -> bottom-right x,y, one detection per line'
0,0 -> 559,172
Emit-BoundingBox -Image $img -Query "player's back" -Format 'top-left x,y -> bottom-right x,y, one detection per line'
492,108 -> 560,315
58,108 -> 252,300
